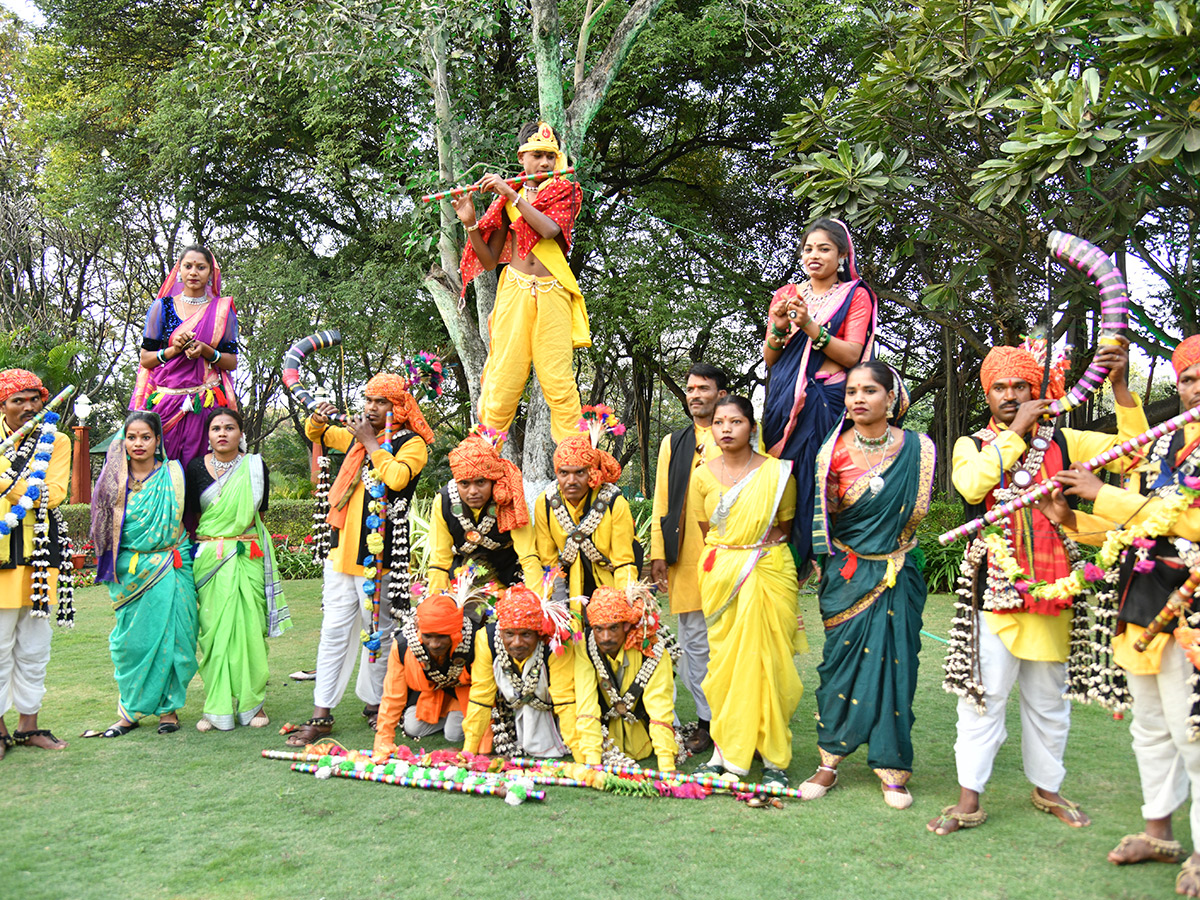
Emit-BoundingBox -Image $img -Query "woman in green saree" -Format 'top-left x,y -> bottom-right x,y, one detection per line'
187,408 -> 289,732
85,411 -> 198,737
802,361 -> 934,808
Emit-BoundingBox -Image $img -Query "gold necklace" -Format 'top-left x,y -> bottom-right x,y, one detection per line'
128,464 -> 159,494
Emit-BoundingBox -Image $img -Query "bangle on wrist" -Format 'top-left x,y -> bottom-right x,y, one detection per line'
765,338 -> 784,352
812,325 -> 832,351
156,348 -> 168,364
770,322 -> 789,338
465,222 -> 480,233
210,348 -> 222,365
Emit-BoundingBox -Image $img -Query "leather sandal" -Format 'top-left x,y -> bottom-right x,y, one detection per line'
284,716 -> 334,747
1030,789 -> 1089,827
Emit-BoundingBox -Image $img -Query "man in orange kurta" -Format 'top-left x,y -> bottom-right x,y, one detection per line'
0,370 -> 71,756
372,594 -> 474,759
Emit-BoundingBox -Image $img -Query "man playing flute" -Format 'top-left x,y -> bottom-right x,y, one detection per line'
456,121 -> 588,444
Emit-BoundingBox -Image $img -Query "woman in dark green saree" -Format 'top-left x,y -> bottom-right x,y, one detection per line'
802,361 -> 935,809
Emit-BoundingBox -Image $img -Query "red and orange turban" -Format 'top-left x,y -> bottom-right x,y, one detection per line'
0,369 -> 48,404
1174,336 -> 1200,380
449,435 -> 529,531
415,594 -> 464,648
553,434 -> 622,488
364,373 -> 434,444
495,584 -> 551,637
587,586 -> 657,652
979,346 -> 1064,399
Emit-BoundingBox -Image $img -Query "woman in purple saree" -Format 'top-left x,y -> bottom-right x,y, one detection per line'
131,245 -> 238,468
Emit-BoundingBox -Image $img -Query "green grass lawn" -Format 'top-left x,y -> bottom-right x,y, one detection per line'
1,581 -> 1182,900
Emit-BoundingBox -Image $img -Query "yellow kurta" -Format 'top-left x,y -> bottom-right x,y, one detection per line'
573,641 -> 678,770
1087,421 -> 1200,675
534,486 -> 637,598
951,397 -> 1149,661
462,633 -> 577,755
0,423 -> 70,606
305,416 -> 428,577
649,424 -> 714,614
426,495 -> 541,593
690,458 -> 803,772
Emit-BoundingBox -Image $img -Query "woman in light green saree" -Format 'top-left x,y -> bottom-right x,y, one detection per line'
86,411 -> 198,737
187,408 -> 290,731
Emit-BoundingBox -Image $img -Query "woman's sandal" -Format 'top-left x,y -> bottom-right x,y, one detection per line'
1030,789 -> 1089,826
249,710 -> 270,728
1109,832 -> 1188,865
799,765 -> 838,801
881,782 -> 914,810
157,717 -> 181,735
81,721 -> 139,739
927,805 -> 987,834
196,719 -> 216,733
283,716 -> 334,747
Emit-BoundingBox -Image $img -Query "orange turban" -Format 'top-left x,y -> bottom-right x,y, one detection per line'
979,346 -> 1045,396
1174,336 -> 1200,379
495,584 -> 551,637
364,373 -> 434,444
553,434 -> 622,488
415,594 -> 463,647
448,435 -> 529,531
0,369 -> 48,404
588,586 -> 658,652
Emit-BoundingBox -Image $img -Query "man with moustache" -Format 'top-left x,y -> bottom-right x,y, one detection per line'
649,364 -> 727,754
0,370 -> 71,758
285,374 -> 432,747
931,341 -> 1145,834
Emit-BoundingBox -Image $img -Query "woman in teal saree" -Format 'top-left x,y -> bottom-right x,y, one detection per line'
85,411 -> 198,737
802,362 -> 934,808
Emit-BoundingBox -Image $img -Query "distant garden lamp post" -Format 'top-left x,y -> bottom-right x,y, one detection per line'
70,393 -> 93,504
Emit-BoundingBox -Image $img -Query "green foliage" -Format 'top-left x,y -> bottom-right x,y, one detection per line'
914,495 -> 967,593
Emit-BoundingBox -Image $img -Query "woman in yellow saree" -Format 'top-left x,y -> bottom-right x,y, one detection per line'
690,395 -> 807,786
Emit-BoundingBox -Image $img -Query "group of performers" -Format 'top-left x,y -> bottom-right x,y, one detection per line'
3,119 -> 1200,896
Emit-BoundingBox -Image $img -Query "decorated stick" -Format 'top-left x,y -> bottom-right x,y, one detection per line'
1043,231 -> 1131,417
364,410 -> 394,664
1135,568 -> 1200,651
289,762 -> 545,801
421,167 -> 576,204
281,330 -> 345,423
0,385 -> 75,458
509,758 -> 805,800
938,403 -> 1200,546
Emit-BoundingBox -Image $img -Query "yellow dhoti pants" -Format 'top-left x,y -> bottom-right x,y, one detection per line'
479,267 -> 582,443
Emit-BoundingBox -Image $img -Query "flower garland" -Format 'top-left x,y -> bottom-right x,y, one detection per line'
0,412 -> 74,625
359,411 -> 394,664
310,448 -> 332,564
981,528 -> 1095,604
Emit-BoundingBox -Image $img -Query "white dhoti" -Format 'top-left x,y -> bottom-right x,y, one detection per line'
0,607 -> 53,717
1127,638 -> 1200,837
954,613 -> 1070,794
403,706 -> 465,742
312,562 -> 397,710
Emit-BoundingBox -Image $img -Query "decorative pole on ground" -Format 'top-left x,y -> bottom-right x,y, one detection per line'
70,393 -> 92,505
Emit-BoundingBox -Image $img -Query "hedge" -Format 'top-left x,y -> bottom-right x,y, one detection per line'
60,499 -> 319,547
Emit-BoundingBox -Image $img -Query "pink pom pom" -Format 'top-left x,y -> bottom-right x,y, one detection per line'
1083,562 -> 1104,582
1134,558 -> 1157,574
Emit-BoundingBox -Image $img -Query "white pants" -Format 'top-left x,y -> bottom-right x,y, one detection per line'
403,707 -> 464,743
954,614 -> 1070,794
1127,638 -> 1200,837
313,563 -> 396,711
0,607 -> 52,718
676,610 -> 711,721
